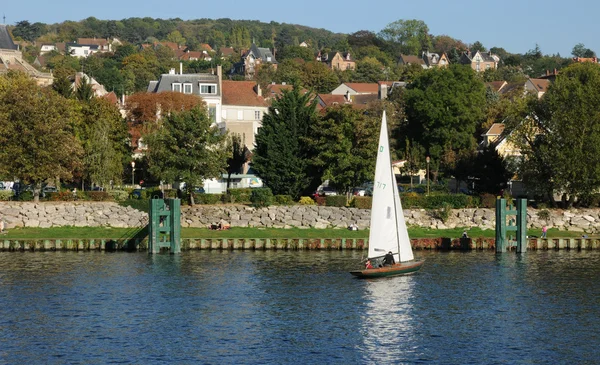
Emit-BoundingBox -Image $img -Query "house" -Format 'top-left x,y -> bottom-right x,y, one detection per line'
422,51 -> 450,68
0,25 -> 53,85
486,81 -> 508,93
221,80 -> 269,150
73,72 -> 109,97
459,50 -> 499,72
315,94 -> 352,110
398,54 -> 427,68
572,57 -> 598,63
147,65 -> 223,124
219,47 -> 235,58
479,123 -> 521,159
318,51 -> 355,71
39,44 -> 57,54
331,82 -> 380,97
525,78 -> 550,98
66,42 -> 100,58
77,38 -> 115,52
233,44 -> 277,79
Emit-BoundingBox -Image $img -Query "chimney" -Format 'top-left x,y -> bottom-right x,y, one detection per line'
180,62 -> 183,75
217,64 -> 222,97
346,90 -> 351,102
169,68 -> 175,75
379,83 -> 388,100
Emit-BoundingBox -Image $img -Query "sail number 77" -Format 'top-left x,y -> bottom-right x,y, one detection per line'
376,181 -> 387,189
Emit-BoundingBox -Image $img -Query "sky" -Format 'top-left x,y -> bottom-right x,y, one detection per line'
2,0 -> 597,57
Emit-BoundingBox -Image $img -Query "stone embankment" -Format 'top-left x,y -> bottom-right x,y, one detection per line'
1,202 -> 600,233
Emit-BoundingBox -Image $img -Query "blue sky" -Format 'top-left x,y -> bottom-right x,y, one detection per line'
2,0 -> 597,57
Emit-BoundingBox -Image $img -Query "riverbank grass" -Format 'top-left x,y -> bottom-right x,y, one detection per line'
0,226 -> 580,240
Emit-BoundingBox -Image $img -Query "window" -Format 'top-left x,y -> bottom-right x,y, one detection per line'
254,111 -> 261,120
208,106 -> 216,123
200,84 -> 217,94
237,111 -> 243,120
172,83 -> 182,92
486,64 -> 491,70
183,83 -> 193,94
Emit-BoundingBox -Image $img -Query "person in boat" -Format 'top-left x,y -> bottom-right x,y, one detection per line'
382,251 -> 395,266
365,259 -> 374,269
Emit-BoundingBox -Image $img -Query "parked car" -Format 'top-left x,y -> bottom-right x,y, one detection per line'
352,187 -> 366,196
318,187 -> 338,196
407,187 -> 426,194
42,186 -> 58,197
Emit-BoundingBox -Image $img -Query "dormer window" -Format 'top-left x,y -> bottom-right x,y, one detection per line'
183,83 -> 193,94
172,83 -> 182,92
267,56 -> 271,62
200,84 -> 217,94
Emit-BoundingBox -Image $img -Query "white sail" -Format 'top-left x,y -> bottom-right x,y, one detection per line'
367,111 -> 414,263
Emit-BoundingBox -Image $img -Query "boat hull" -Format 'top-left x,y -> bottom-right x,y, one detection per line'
350,260 -> 425,278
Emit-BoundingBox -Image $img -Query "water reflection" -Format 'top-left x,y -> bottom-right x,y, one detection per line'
359,275 -> 416,363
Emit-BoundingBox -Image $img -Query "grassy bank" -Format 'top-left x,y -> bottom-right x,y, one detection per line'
0,226 -> 579,240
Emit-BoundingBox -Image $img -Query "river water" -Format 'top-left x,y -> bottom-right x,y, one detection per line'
0,250 -> 598,364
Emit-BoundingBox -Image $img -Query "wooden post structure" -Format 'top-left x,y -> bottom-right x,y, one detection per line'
495,198 -> 527,253
149,198 -> 181,254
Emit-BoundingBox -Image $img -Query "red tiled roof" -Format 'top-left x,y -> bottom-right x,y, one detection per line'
317,94 -> 348,107
102,91 -> 119,105
78,38 -> 109,46
199,44 -> 214,52
486,81 -> 507,92
222,81 -> 268,107
529,78 -> 550,92
344,83 -> 379,94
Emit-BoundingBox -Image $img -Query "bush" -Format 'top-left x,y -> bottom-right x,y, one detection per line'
0,190 -> 13,201
195,193 -> 223,205
250,188 -> 274,208
107,190 -> 129,202
537,209 -> 551,222
430,203 -> 453,223
86,191 -> 111,201
274,195 -> 295,205
479,193 -> 497,208
226,188 -> 252,204
349,196 -> 372,209
47,191 -> 73,201
16,191 -> 34,201
314,196 -> 326,206
298,196 -> 316,205
325,195 -> 347,207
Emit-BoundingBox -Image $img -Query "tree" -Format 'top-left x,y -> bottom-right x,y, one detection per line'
403,65 -> 486,178
516,63 -> 600,207
252,85 -> 317,199
75,75 -> 94,101
12,20 -> 47,42
571,43 -> 596,58
301,61 -> 339,93
144,106 -> 229,205
166,30 -> 186,47
0,72 -> 83,202
378,19 -> 432,56
52,72 -> 73,98
307,106 -> 379,195
78,98 -> 129,189
471,146 -> 512,195
226,134 -> 251,189
469,41 -> 487,53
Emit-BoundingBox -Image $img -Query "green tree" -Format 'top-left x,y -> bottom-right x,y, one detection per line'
166,30 -> 186,47
471,146 -> 512,195
78,98 -> 129,189
470,41 -> 487,53
378,19 -> 432,56
226,134 -> 251,189
403,65 -> 486,178
0,72 -> 83,202
572,43 -> 596,58
12,20 -> 47,42
301,61 -> 339,93
144,106 -> 228,205
308,106 -> 379,195
252,85 -> 317,198
75,75 -> 94,101
52,72 -> 73,98
517,63 -> 600,207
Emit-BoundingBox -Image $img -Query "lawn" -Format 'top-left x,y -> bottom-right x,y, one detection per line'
0,226 -> 580,240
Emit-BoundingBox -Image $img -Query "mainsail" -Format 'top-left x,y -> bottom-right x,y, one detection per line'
367,111 -> 414,263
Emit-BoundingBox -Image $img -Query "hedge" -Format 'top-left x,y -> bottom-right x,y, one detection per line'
250,188 -> 274,208
0,190 -> 13,201
226,188 -> 252,204
274,195 -> 295,205
325,195 -> 347,207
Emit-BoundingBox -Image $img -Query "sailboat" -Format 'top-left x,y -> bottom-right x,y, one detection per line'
350,111 -> 424,278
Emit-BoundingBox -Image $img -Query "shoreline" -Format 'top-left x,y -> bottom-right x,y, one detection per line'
1,236 -> 598,252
